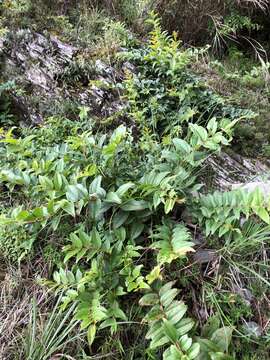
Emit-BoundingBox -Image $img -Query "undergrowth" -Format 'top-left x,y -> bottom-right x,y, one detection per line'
195,47 -> 270,157
0,15 -> 269,360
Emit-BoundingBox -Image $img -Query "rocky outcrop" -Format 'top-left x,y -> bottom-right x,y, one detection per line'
207,151 -> 269,189
0,29 -> 125,124
232,180 -> 270,199
206,151 -> 270,197
1,29 -> 269,194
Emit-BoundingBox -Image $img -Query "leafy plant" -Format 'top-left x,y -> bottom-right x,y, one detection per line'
151,220 -> 194,265
140,281 -> 200,360
198,316 -> 234,360
120,14 -> 253,135
0,14 -> 269,359
193,188 -> 270,242
210,11 -> 262,55
140,282 -> 233,359
0,224 -> 36,262
0,80 -> 16,127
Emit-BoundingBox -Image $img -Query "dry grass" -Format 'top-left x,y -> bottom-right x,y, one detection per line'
0,260 -> 50,360
154,0 -> 269,46
236,0 -> 269,11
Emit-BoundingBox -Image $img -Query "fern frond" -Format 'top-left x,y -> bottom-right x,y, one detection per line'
195,188 -> 270,239
140,282 -> 199,359
152,220 -> 194,264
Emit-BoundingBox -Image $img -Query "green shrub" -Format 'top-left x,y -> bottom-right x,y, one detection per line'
0,80 -> 16,127
0,224 -> 36,262
120,15 -> 254,135
0,17 -> 269,358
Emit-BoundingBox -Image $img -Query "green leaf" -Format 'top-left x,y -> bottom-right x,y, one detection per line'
202,316 -> 220,338
173,138 -> 191,153
60,200 -> 76,217
211,327 -> 233,353
255,207 -> 270,224
190,124 -> 208,142
113,307 -> 127,320
166,302 -> 187,325
113,210 -> 129,228
87,324 -> 96,346
207,117 -> 218,134
146,265 -> 162,284
116,182 -> 135,197
39,175 -> 54,190
159,281 -> 175,297
150,334 -> 170,349
66,184 -> 88,202
163,344 -> 182,360
160,288 -> 179,308
180,335 -> 192,352
89,176 -> 106,198
106,191 -> 122,204
187,342 -> 200,359
53,271 -> 61,284
92,305 -> 107,322
164,198 -> 176,214
32,207 -> 49,219
163,319 -> 178,343
72,233 -> 82,248
91,228 -> 102,248
121,200 -> 149,211
64,249 -> 78,263
130,222 -> 144,240
16,210 -> 30,221
139,293 -> 159,306
66,185 -> 79,202
54,173 -> 63,190
176,318 -> 194,336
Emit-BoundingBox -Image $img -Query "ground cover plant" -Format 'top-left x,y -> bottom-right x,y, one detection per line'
0,10 -> 270,360
194,49 -> 270,157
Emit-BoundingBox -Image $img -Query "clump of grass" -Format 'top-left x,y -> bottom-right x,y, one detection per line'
23,295 -> 82,360
0,264 -> 84,359
0,266 -> 48,359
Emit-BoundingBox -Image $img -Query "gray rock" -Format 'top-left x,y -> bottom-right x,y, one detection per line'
122,61 -> 136,73
193,249 -> 217,264
1,29 -> 127,124
232,180 -> 270,199
206,151 -> 270,191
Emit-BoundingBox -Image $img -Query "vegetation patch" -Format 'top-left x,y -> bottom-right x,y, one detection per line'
0,5 -> 270,360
